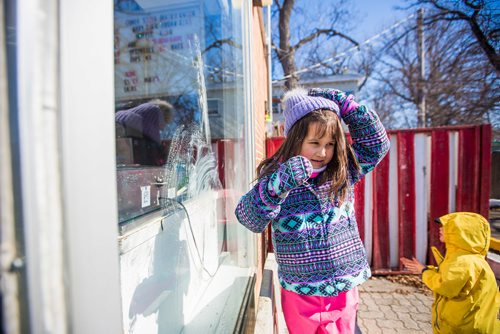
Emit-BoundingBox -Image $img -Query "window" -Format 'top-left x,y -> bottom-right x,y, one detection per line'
113,0 -> 254,332
207,98 -> 222,115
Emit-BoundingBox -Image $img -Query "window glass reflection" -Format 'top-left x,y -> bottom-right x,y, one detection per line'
116,100 -> 173,166
114,1 -> 252,331
114,1 -> 244,213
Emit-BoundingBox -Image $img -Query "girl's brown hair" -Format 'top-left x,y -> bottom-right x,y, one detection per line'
257,109 -> 360,203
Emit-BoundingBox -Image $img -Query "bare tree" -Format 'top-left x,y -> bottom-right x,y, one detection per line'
301,33 -> 377,91
407,0 -> 500,73
272,0 -> 362,89
373,17 -> 499,134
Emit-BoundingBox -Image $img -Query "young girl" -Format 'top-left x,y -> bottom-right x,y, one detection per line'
235,88 -> 390,333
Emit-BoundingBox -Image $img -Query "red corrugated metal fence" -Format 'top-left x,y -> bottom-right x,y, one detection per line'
265,124 -> 492,272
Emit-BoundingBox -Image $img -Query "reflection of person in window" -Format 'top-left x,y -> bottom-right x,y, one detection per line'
115,99 -> 173,166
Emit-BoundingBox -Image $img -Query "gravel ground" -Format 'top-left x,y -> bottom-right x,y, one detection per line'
382,274 -> 432,295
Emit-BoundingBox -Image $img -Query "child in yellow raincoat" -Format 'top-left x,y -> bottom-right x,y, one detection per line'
401,212 -> 500,334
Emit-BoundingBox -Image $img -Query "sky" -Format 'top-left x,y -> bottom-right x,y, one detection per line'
350,0 -> 409,42
276,0 -> 413,78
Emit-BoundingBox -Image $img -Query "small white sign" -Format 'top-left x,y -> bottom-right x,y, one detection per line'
141,186 -> 151,208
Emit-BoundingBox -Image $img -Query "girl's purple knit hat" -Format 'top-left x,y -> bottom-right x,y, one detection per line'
282,88 -> 339,136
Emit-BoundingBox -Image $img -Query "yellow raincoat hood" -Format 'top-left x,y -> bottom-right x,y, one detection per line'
440,212 -> 490,257
423,212 -> 500,334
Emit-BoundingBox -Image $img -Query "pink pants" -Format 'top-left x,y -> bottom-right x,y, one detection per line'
281,287 -> 359,334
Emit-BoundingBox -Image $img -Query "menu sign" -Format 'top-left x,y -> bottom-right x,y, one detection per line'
114,5 -> 203,99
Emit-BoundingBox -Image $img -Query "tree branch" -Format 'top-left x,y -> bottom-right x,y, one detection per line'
274,0 -> 282,11
292,28 -> 359,52
464,0 -> 482,11
415,0 -> 500,72
202,38 -> 242,55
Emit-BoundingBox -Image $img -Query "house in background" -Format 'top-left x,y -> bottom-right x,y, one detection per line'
270,72 -> 365,136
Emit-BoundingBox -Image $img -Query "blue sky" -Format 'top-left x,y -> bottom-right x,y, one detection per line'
351,0 -> 408,41
269,0 -> 413,80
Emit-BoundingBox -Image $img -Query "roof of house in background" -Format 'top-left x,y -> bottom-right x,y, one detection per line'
272,73 -> 365,98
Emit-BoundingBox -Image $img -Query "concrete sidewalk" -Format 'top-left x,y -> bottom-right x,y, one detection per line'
357,277 -> 433,333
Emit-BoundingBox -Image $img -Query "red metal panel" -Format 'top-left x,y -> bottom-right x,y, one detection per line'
372,154 -> 391,270
265,138 -> 285,253
397,132 -> 416,265
387,124 -> 480,135
479,125 -> 492,219
266,137 -> 285,157
354,179 -> 365,242
429,130 -> 449,264
349,131 -> 366,241
456,128 -> 480,212
267,224 -> 274,253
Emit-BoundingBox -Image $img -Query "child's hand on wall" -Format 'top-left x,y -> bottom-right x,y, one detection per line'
400,257 -> 426,274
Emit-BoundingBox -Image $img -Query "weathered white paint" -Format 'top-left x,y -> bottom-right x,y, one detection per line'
17,0 -> 67,331
448,132 -> 458,212
414,133 -> 430,263
363,172 -> 373,263
119,190 -> 252,333
242,0 -> 255,186
240,0 -> 257,269
388,134 -> 399,267
119,212 -> 185,334
182,191 -> 221,276
0,2 -> 21,332
59,0 -> 123,332
183,264 -> 251,333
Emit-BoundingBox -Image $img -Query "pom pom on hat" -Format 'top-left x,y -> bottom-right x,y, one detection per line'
282,88 -> 339,136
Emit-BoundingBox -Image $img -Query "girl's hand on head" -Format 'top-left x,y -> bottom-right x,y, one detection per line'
308,88 -> 359,117
400,257 -> 426,274
308,88 -> 343,103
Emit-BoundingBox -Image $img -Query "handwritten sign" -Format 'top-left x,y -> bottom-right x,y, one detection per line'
114,5 -> 203,99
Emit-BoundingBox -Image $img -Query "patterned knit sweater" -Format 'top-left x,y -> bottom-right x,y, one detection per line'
235,96 -> 390,297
